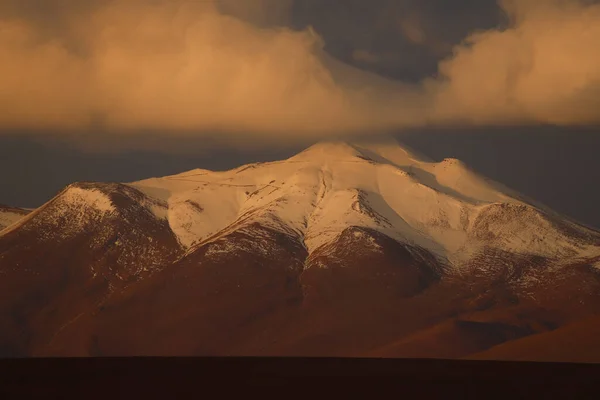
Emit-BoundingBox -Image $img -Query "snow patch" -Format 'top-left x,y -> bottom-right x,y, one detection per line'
0,208 -> 29,231
61,187 -> 115,213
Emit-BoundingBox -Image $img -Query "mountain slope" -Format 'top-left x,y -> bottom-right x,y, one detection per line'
0,183 -> 182,356
0,205 -> 30,232
1,136 -> 600,358
466,314 -> 600,363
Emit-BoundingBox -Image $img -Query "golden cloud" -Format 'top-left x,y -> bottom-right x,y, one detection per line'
431,0 -> 600,126
0,0 -> 598,144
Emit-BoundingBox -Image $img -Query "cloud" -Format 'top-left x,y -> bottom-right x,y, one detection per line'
0,0 -> 599,146
352,49 -> 384,65
351,49 -> 408,67
398,14 -> 427,45
217,0 -> 294,27
0,0 -> 430,142
431,0 -> 600,126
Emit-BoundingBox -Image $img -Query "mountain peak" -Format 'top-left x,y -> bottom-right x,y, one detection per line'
289,140 -> 366,161
289,135 -> 428,166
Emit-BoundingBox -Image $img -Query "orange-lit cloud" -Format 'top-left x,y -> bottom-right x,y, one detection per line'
430,0 -> 600,127
0,0 -> 429,141
0,0 -> 599,144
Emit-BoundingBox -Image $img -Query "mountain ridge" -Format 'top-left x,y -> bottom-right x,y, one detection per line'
126,137 -> 600,265
1,136 -> 599,359
3,137 -> 598,267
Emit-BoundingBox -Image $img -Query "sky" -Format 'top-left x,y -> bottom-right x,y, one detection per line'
0,0 -> 599,229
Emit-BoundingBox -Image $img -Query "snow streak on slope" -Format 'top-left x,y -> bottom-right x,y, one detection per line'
0,206 -> 30,232
128,137 -> 600,269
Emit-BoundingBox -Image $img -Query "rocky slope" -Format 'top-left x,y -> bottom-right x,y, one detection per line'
1,137 -> 599,359
0,183 -> 181,356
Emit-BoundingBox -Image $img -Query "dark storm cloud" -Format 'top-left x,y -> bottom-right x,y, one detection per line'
291,0 -> 503,80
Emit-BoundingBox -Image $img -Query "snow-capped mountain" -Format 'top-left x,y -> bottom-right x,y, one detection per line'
127,136 -> 599,267
1,137 -> 599,359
